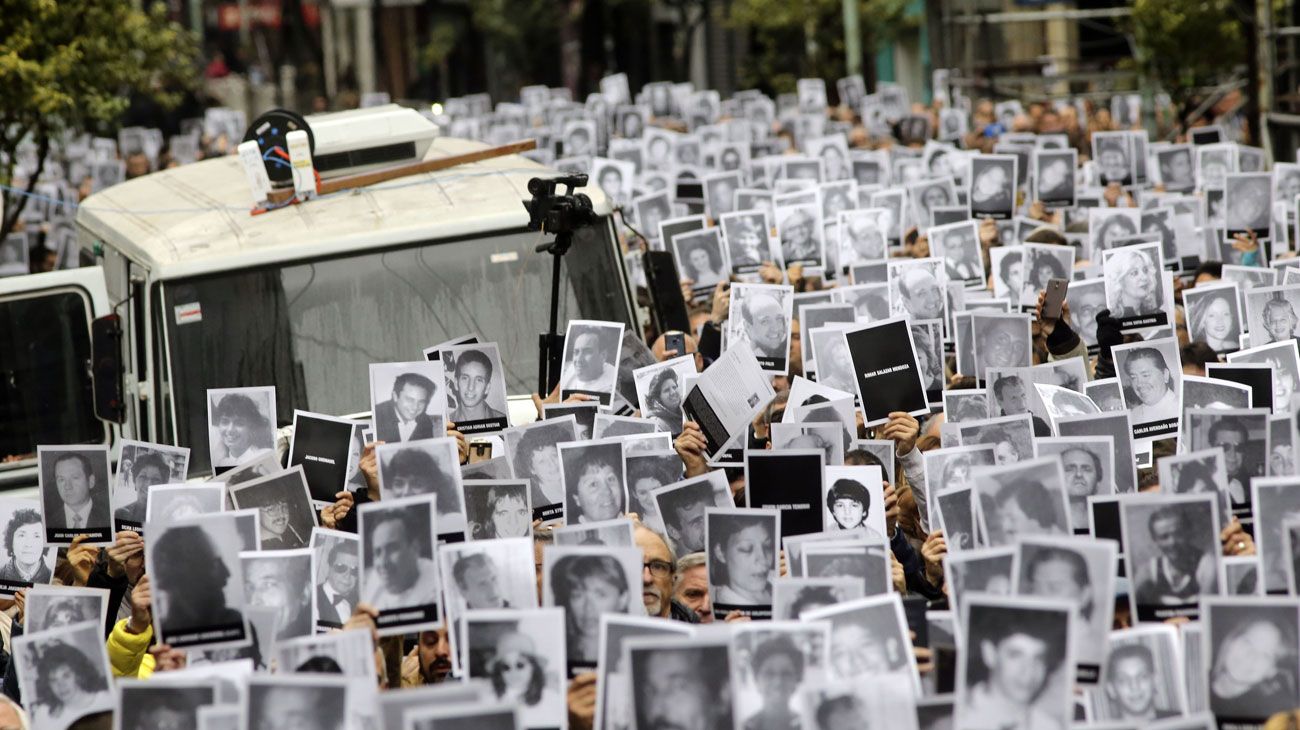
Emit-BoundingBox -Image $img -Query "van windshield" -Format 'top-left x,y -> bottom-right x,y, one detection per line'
0,288 -> 106,462
162,221 -> 632,475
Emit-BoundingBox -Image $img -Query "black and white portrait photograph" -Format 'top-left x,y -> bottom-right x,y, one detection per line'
1224,172 -> 1273,236
633,191 -> 673,244
542,545 -> 643,671
731,623 -> 834,730
227,466 -> 317,550
820,465 -> 886,538
405,702 -> 522,730
1034,436 -> 1115,533
0,234 -> 29,277
592,157 -> 635,208
12,620 -> 113,730
972,456 -> 1071,546
943,546 -> 1015,612
801,594 -> 919,690
358,495 -> 441,635
771,576 -> 863,620
1093,625 -> 1187,722
633,355 -> 695,434
245,676 -> 349,730
1113,338 -> 1183,440
1245,284 -> 1300,349
1120,493 -> 1221,622
1034,149 -> 1077,207
1181,375 -> 1252,413
561,320 -> 625,404
464,480 -> 532,541
802,541 -> 891,597
837,208 -> 890,271
111,439 -> 189,533
287,410 -> 356,506
1153,449 -> 1229,533
956,595 -> 1074,730
376,437 -> 466,538
888,257 -> 947,322
439,537 -> 539,617
241,547 -> 313,641
843,318 -> 931,426
1084,376 -> 1124,411
0,498 -> 55,596
206,386 -> 278,469
504,416 -> 577,522
1184,283 -> 1242,354
116,679 -> 216,730
558,439 -> 627,525
806,324 -> 857,396
1093,131 -> 1134,185
1249,476 -> 1300,594
1203,597 -> 1300,726
144,512 -> 250,650
1012,536 -> 1117,683
703,170 -> 742,221
776,203 -> 824,268
1089,208 -> 1141,255
310,527 -> 360,630
930,221 -> 984,287
626,636 -> 732,730
720,210 -> 774,275
368,362 -> 445,444
1225,554 -> 1262,596
908,177 -> 957,230
835,282 -> 890,323
552,518 -> 635,547
592,414 -> 657,441
911,319 -> 944,405
561,118 -> 597,158
956,413 -> 1035,467
706,508 -> 779,616
24,585 -> 107,635
1184,407 -> 1269,520
672,227 -> 729,298
968,154 -> 1017,220
972,312 -> 1032,382
869,188 -> 906,243
37,445 -> 113,545
465,607 -> 572,722
944,391 -> 990,423
1156,145 -> 1196,193
1102,242 -> 1167,330
652,472 -> 734,557
1020,243 -> 1074,307
1197,143 -> 1236,189
1227,339 -> 1300,414
727,283 -> 794,374
439,343 -> 511,434
923,446 -> 995,541
595,614 -> 693,730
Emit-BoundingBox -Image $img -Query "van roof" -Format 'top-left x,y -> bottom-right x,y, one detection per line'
75,136 -> 611,281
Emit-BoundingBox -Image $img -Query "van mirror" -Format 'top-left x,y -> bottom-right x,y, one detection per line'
91,314 -> 125,424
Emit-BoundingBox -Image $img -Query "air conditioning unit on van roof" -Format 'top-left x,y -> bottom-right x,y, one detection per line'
304,104 -> 440,180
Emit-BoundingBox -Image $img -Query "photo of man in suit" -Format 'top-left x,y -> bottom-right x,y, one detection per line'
315,539 -> 359,628
40,449 -> 112,542
374,372 -> 439,443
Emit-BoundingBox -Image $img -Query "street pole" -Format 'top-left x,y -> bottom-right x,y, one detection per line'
844,0 -> 862,77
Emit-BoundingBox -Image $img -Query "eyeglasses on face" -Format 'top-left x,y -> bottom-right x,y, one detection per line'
643,560 -> 673,578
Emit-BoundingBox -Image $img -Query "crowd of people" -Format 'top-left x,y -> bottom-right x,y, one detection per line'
1,68 -> 1298,730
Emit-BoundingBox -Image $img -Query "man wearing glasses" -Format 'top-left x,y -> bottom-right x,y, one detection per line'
259,497 -> 305,550
1210,418 -> 1258,516
634,523 -> 700,623
315,539 -> 359,627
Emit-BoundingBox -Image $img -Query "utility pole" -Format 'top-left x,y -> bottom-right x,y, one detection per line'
844,0 -> 863,77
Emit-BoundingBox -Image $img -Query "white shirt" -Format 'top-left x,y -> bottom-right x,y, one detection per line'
562,363 -> 615,393
397,415 -> 419,442
63,501 -> 92,529
1131,388 -> 1179,425
361,558 -> 439,610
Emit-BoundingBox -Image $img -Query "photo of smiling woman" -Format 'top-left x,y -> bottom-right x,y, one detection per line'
558,440 -> 627,525
1113,339 -> 1183,440
1185,285 -> 1242,354
708,508 -> 781,617
1102,244 -> 1166,330
206,386 -> 277,469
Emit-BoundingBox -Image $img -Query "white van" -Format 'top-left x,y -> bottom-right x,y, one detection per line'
0,108 -> 634,489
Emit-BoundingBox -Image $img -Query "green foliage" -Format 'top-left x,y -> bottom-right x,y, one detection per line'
729,0 -> 912,94
0,0 -> 198,234
1126,0 -> 1245,102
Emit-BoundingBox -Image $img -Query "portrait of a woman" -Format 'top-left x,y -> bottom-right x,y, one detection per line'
710,515 -> 776,606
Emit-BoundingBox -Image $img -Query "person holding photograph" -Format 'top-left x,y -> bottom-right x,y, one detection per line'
1122,348 -> 1179,423
1105,249 -> 1159,318
450,350 -> 506,423
476,485 -> 530,540
645,368 -> 684,434
552,554 -> 631,664
742,635 -> 804,730
1210,616 -> 1299,717
710,517 -> 775,605
373,373 -> 438,443
487,630 -> 563,719
1190,290 -> 1239,352
964,614 -> 1067,730
1134,506 -> 1217,607
0,509 -> 50,584
30,642 -> 111,728
362,510 -> 438,610
210,392 -> 276,464
1103,643 -> 1179,721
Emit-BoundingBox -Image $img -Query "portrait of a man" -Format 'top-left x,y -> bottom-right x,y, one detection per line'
38,447 -> 111,543
372,369 -> 440,443
361,504 -> 439,612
